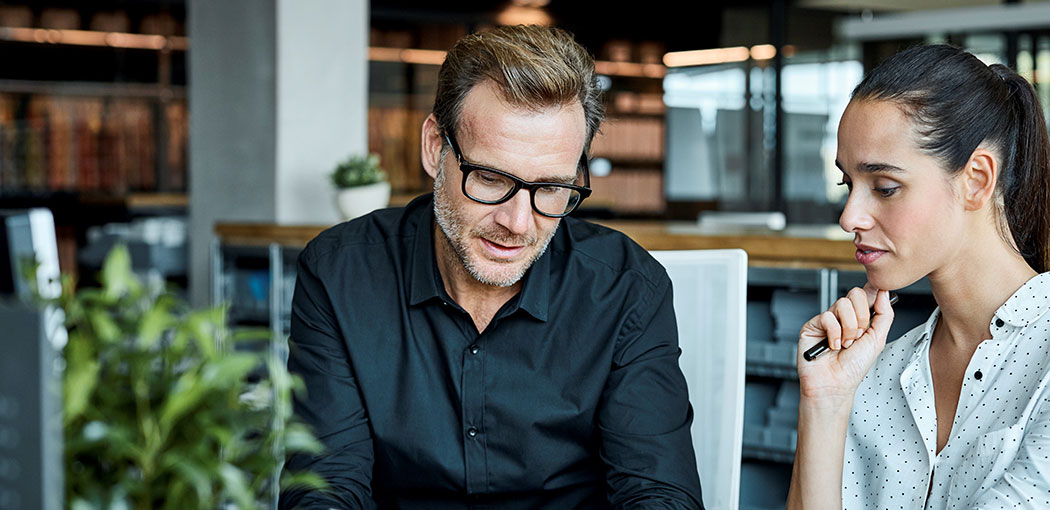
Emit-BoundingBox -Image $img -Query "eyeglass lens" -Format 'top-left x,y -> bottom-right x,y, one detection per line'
465,169 -> 582,216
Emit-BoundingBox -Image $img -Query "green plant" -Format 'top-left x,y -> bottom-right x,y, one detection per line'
58,246 -> 325,509
330,153 -> 387,188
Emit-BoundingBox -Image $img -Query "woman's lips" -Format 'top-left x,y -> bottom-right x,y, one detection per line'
855,248 -> 886,265
481,238 -> 526,260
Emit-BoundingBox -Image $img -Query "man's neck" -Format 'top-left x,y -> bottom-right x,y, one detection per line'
434,223 -> 522,333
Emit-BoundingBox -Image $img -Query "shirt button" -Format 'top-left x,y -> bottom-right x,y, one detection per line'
467,427 -> 479,438
995,318 -> 1005,328
469,344 -> 479,355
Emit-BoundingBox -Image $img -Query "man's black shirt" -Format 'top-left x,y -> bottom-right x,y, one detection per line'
280,194 -> 703,509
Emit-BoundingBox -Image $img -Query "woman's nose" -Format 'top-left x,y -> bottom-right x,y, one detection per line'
839,193 -> 874,233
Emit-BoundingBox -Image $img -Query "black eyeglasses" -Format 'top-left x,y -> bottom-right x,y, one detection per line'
442,132 -> 592,218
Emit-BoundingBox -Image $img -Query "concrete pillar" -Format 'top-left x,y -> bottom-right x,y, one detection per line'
188,0 -> 368,306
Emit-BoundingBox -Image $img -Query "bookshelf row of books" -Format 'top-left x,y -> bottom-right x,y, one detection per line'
367,106 -> 429,193
588,168 -> 664,214
590,116 -> 665,162
0,93 -> 187,196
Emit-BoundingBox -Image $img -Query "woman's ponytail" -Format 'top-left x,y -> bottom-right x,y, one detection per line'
991,65 -> 1050,273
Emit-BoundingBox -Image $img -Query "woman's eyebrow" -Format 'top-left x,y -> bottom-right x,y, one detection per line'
857,162 -> 907,174
834,160 -> 906,174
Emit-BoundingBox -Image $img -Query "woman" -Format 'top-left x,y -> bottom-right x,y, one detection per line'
788,45 -> 1050,509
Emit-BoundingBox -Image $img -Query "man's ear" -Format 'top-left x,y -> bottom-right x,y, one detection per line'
421,114 -> 444,180
960,147 -> 998,211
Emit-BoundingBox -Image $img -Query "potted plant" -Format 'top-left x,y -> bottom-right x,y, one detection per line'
58,245 -> 324,509
330,153 -> 391,220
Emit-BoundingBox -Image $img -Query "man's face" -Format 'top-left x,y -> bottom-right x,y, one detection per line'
429,81 -> 587,288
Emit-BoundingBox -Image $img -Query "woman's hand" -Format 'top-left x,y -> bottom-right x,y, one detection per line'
788,286 -> 894,510
796,285 -> 895,406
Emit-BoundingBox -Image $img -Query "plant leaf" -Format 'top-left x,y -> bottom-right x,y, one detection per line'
101,244 -> 136,300
64,244 -> 326,507
280,470 -> 328,491
87,309 -> 121,344
63,340 -> 99,425
183,308 -> 223,358
201,353 -> 258,390
70,498 -> 99,510
219,463 -> 255,509
282,423 -> 325,455
160,451 -> 214,505
138,302 -> 172,349
158,370 -> 204,431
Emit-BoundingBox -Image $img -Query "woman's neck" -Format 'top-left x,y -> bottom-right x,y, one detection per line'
927,230 -> 1037,349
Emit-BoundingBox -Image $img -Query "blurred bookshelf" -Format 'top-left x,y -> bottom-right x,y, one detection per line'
0,4 -> 188,278
0,86 -> 188,197
588,91 -> 667,215
368,27 -> 671,219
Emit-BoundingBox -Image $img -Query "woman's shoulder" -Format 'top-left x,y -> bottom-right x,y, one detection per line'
994,272 -> 1050,328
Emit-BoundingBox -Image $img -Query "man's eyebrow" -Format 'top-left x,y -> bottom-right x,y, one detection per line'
834,160 -> 906,174
470,161 -> 576,184
536,174 -> 578,185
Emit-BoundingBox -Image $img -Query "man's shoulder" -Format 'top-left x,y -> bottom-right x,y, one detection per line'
301,199 -> 426,265
557,217 -> 667,287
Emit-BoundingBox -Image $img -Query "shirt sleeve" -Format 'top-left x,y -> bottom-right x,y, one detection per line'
279,249 -> 378,510
970,393 -> 1050,510
599,273 -> 705,510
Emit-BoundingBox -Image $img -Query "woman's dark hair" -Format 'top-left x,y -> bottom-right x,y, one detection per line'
852,44 -> 1050,273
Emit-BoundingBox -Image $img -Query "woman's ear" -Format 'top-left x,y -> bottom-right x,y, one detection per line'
421,114 -> 444,180
960,148 -> 999,211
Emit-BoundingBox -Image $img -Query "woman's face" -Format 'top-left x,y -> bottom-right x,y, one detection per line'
836,99 -> 969,291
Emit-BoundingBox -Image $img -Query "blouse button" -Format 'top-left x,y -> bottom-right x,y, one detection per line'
995,318 -> 1005,328
974,370 -> 983,380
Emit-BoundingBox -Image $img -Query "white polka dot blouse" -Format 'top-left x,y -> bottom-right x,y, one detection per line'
843,272 -> 1050,509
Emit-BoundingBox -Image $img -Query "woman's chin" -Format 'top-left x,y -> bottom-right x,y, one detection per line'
865,268 -> 922,292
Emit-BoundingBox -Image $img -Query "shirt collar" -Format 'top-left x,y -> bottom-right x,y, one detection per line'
912,306 -> 941,348
408,195 -> 445,306
516,245 -> 550,322
407,194 -> 551,322
993,272 -> 1050,328
909,272 -> 1050,348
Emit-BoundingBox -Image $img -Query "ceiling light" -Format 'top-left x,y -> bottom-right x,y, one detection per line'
663,46 -> 750,67
497,5 -> 552,25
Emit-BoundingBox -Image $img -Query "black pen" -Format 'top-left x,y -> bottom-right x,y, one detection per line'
803,292 -> 899,362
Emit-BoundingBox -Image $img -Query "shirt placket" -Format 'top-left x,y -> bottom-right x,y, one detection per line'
462,329 -> 487,494
955,340 -> 997,426
901,343 -> 937,508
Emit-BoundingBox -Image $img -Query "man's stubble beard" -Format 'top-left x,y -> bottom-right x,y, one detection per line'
432,150 -> 558,288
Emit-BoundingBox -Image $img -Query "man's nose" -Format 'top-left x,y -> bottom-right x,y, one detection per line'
494,189 -> 533,235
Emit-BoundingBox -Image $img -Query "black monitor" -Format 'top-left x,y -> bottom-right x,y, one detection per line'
0,209 -> 63,510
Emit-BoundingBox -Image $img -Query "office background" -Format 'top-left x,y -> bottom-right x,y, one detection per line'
1,0 -> 1049,508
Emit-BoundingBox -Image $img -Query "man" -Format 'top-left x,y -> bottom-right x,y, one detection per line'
280,25 -> 703,509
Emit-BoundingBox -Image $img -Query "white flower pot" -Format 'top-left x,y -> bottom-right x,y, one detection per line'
336,182 -> 391,221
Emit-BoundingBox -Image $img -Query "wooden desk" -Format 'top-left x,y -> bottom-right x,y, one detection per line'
214,220 -> 862,271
